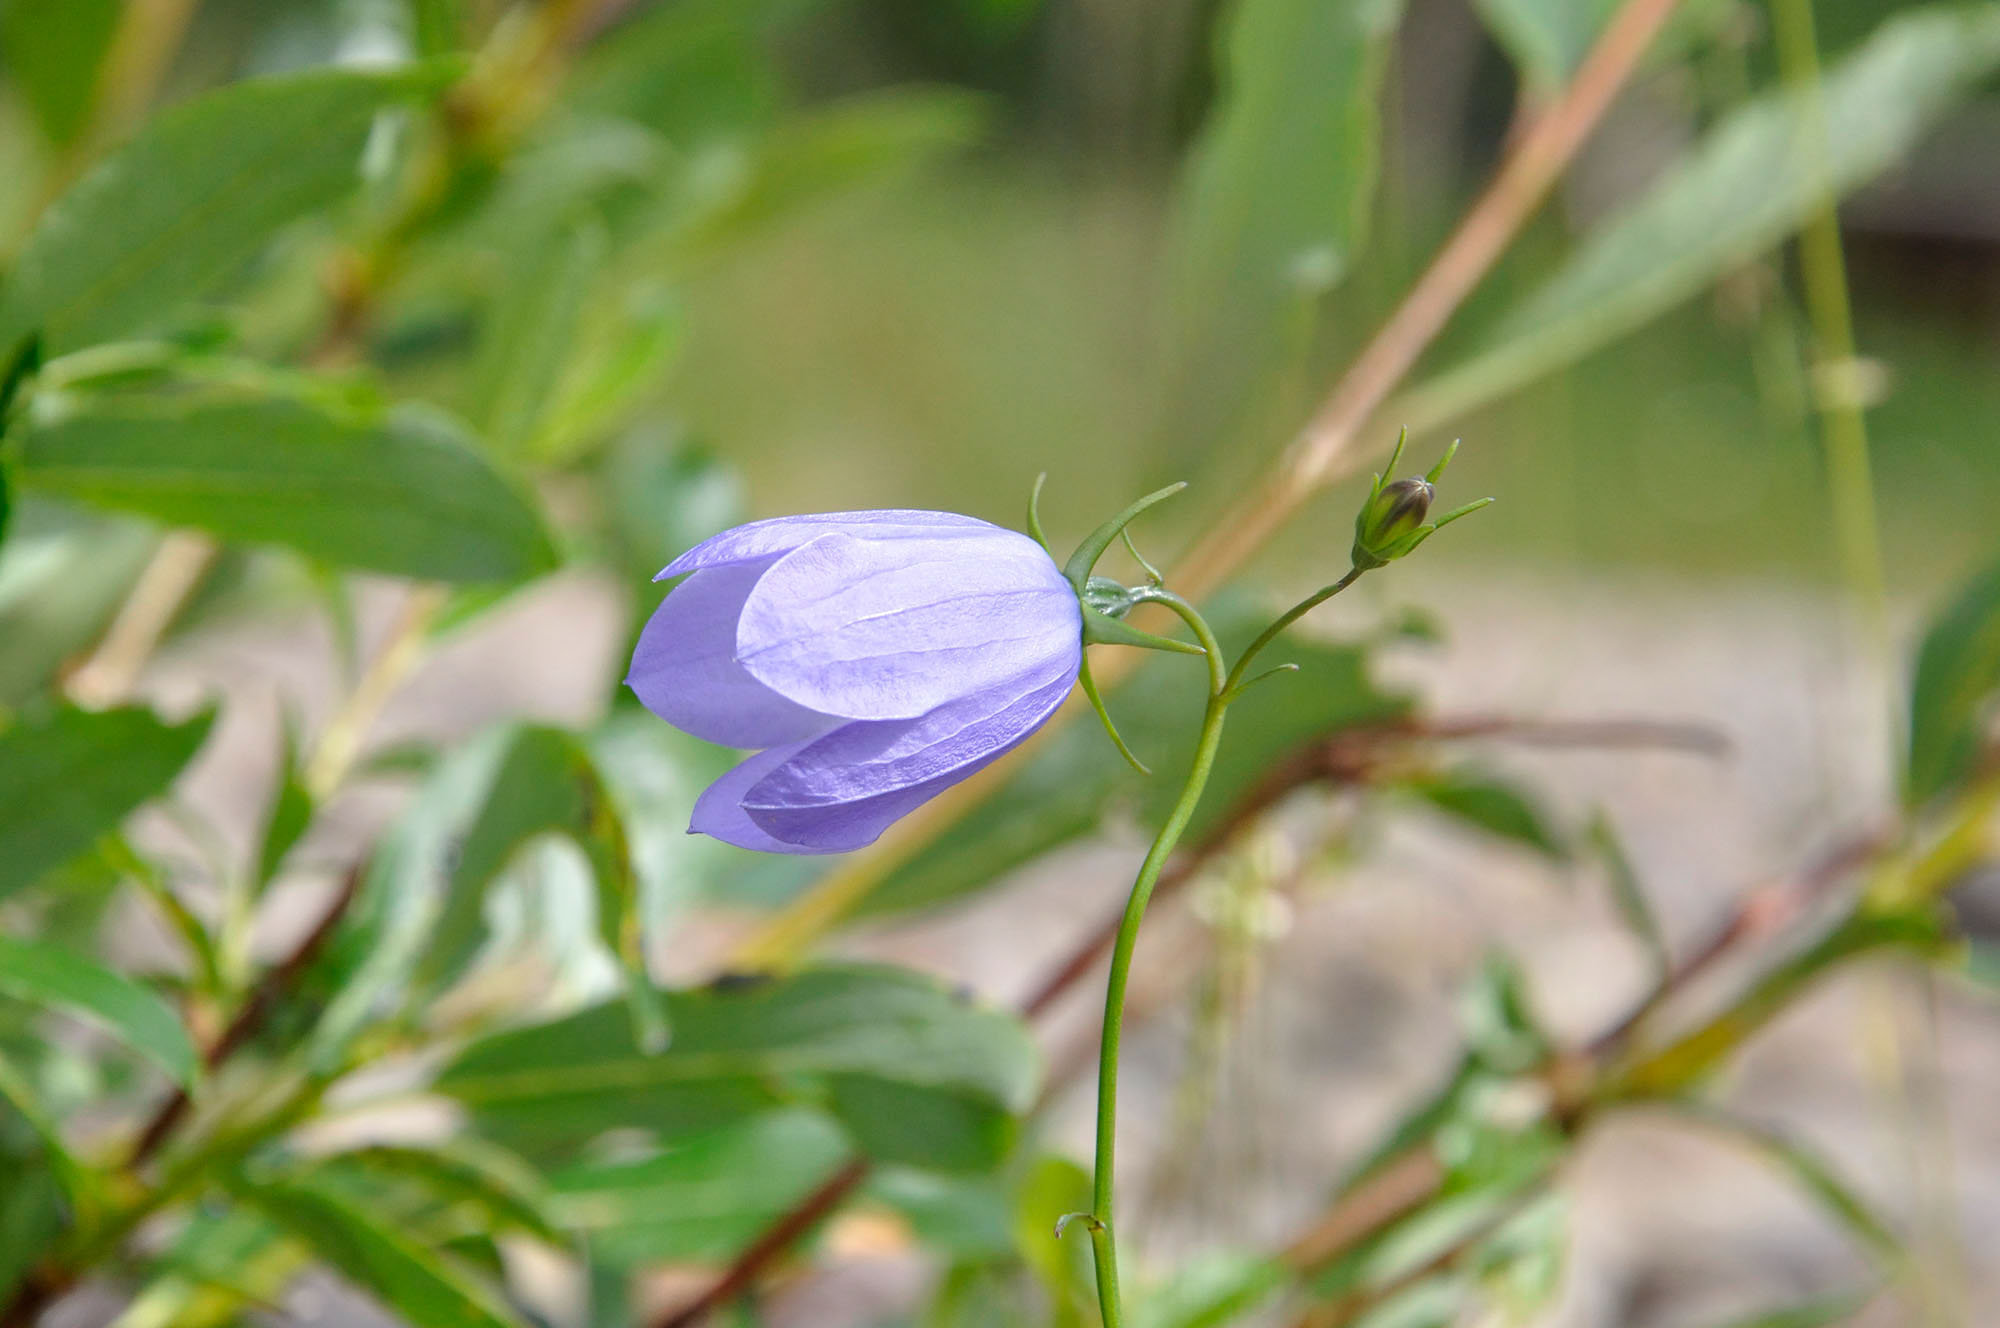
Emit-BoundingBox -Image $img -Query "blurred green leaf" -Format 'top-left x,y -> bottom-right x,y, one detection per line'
11,385 -> 556,582
1471,0 -> 1617,94
1166,0 -> 1404,451
313,1140 -> 564,1246
0,65 -> 451,359
0,1048 -> 94,1214
532,282 -> 685,464
868,1166 -> 1015,1261
675,88 -> 988,256
470,211 -> 609,454
1587,812 -> 1669,980
0,933 -> 197,1086
1905,558 -> 2000,809
550,1109 -> 850,1264
409,0 -> 467,58
0,502 -> 156,704
1404,769 -> 1568,860
1673,1106 -> 1902,1264
0,703 -> 213,901
862,608 -> 1410,916
0,1160 -> 64,1298
1135,1253 -> 1289,1328
1409,5 -> 2000,430
1013,1153 -> 1095,1324
1457,953 -> 1549,1075
0,0 -> 121,146
437,964 -> 1038,1172
566,1 -> 790,143
253,724 -> 314,894
232,1176 -> 526,1328
1700,1292 -> 1874,1328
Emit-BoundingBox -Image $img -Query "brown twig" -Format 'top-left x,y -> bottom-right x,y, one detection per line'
651,1160 -> 873,1328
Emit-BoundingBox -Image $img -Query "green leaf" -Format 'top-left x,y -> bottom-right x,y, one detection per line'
1403,769 -> 1568,860
436,964 -> 1039,1172
675,88 -> 988,256
11,384 -> 556,583
1587,812 -> 1668,980
253,724 -> 314,892
469,211 -> 609,454
0,1047 -> 95,1215
1135,1253 -> 1289,1328
862,605 -> 1410,916
0,703 -> 213,901
0,1160 -> 64,1298
0,0 -> 122,146
0,65 -> 451,359
563,0 -> 790,143
1457,953 -> 1549,1076
1409,5 -> 2000,431
0,934 -> 197,1086
1164,0 -> 1404,450
1698,1292 -> 1874,1328
549,1110 -> 851,1265
1672,1107 -> 1902,1265
1905,558 -> 2000,809
1471,0 -> 1616,93
0,501 -> 157,706
312,1141 -> 563,1246
231,1176 -> 526,1328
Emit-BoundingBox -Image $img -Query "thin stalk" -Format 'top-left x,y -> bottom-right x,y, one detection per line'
1084,588 -> 1226,1327
1227,567 -> 1364,694
1768,0 -> 1887,643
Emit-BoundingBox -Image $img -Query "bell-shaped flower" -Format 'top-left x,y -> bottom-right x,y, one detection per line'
628,510 -> 1083,854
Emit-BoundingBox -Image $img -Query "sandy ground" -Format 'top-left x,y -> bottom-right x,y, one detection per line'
70,566 -> 1999,1327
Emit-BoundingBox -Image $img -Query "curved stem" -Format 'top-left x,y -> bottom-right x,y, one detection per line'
1086,593 -> 1229,1327
1227,566 -> 1365,694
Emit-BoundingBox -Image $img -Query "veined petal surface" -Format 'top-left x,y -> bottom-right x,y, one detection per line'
627,557 -> 839,748
742,665 -> 1076,852
660,510 -> 996,579
737,530 -> 1080,721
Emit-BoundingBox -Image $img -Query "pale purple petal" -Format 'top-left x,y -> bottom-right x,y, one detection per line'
741,664 -> 1077,853
688,741 -> 835,854
659,510 -> 997,579
736,530 -> 1080,721
626,558 -> 840,748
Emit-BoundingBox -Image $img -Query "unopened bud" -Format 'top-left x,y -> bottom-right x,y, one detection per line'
1347,431 -> 1492,571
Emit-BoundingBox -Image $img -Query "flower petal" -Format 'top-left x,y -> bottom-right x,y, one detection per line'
689,741 -> 838,854
740,663 -> 1076,853
736,530 -> 1081,721
627,558 -> 841,748
659,510 -> 999,580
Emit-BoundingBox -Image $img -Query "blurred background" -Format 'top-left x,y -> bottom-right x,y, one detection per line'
2,0 -> 1998,1326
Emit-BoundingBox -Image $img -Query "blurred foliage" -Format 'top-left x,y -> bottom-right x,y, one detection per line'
0,0 -> 1995,1326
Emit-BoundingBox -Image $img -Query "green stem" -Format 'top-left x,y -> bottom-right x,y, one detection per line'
1227,566 -> 1364,695
1086,589 -> 1226,1327
1768,0 -> 1887,643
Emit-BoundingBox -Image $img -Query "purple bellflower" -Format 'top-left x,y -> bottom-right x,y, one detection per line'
628,510 -> 1083,854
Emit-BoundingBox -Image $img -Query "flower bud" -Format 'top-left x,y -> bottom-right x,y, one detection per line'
1352,476 -> 1434,569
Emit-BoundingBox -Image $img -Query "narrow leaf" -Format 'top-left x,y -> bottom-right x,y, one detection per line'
0,0 -> 122,146
470,211 -> 609,453
1410,6 -> 2000,430
0,934 -> 197,1086
0,65 -> 451,359
233,1177 -> 526,1328
12,385 -> 555,583
1165,0 -> 1405,449
1587,812 -> 1669,980
1905,558 -> 2000,809
1674,1107 -> 1902,1265
0,703 -> 213,900
1405,769 -> 1568,861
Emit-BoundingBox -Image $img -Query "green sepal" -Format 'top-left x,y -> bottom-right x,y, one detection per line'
1078,651 -> 1150,775
1026,471 -> 1051,553
1080,603 -> 1204,655
1063,481 -> 1186,592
